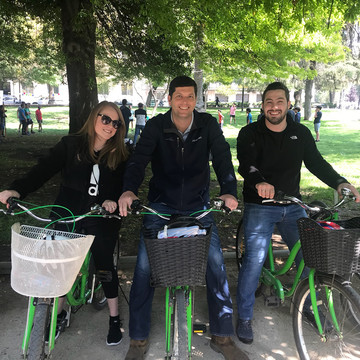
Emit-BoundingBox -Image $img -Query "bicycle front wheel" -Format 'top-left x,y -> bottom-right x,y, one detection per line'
27,302 -> 50,360
293,274 -> 360,360
173,289 -> 189,359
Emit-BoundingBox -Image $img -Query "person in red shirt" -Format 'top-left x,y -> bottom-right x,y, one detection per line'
218,109 -> 224,129
35,106 -> 43,132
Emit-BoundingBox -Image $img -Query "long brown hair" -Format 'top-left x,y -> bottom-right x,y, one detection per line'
77,101 -> 129,169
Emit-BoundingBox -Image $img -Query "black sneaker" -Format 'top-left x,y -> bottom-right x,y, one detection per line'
106,316 -> 123,346
45,309 -> 69,343
236,319 -> 253,344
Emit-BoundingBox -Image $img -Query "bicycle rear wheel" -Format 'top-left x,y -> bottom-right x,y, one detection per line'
292,274 -> 360,360
27,302 -> 50,360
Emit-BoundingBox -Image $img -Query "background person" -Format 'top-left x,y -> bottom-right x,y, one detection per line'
0,104 -> 7,138
17,102 -> 27,135
229,102 -> 237,124
294,106 -> 301,123
236,81 -> 360,345
35,105 -> 43,132
314,105 -> 322,142
25,103 -> 34,134
120,99 -> 132,138
246,108 -> 252,124
118,76 -> 249,360
133,102 -> 147,145
0,101 -> 129,346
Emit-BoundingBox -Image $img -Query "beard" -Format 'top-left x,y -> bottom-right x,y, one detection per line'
265,112 -> 286,125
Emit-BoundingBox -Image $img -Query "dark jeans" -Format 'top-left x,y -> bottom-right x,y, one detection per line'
237,203 -> 307,320
128,202 -> 235,340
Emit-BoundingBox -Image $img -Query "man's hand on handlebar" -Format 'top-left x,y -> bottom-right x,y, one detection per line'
218,194 -> 238,211
0,190 -> 20,207
118,190 -> 139,217
255,182 -> 275,199
337,183 -> 360,203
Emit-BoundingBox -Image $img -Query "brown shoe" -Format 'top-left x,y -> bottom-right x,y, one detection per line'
210,335 -> 249,360
124,339 -> 149,360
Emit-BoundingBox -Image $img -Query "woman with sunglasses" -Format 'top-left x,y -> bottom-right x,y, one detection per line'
0,101 -> 129,347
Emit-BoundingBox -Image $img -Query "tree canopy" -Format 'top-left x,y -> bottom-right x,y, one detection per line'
1,0 -> 360,130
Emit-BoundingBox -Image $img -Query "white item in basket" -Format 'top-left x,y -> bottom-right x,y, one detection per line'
11,223 -> 94,298
157,225 -> 207,239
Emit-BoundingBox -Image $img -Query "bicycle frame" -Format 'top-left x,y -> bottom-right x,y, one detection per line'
260,240 -> 305,304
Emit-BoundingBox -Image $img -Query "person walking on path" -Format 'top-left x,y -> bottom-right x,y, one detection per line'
236,81 -> 360,346
314,105 -> 322,142
118,76 -> 249,360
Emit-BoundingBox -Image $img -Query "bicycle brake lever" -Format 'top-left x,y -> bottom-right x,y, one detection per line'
130,199 -> 142,214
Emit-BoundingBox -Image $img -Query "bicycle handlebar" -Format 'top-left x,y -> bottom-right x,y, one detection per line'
130,198 -> 241,221
0,197 -> 122,223
262,188 -> 356,213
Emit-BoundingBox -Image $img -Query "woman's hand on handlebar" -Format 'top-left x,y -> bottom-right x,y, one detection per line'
101,200 -> 118,214
218,194 -> 238,211
255,182 -> 275,199
118,190 -> 139,217
337,183 -> 360,203
0,190 -> 20,207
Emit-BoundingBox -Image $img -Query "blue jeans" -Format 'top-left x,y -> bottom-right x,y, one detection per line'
129,202 -> 235,339
237,203 -> 307,320
134,125 -> 145,144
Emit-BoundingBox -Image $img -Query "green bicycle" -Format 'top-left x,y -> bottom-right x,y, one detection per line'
131,199 -> 239,360
1,198 -> 119,360
235,188 -> 360,359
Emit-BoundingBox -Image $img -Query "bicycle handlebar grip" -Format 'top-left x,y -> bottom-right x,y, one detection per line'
130,199 -> 141,211
273,190 -> 286,201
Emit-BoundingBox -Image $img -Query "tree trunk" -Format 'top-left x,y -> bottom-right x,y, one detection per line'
294,90 -> 302,107
194,58 -> 204,112
304,61 -> 316,120
145,89 -> 153,107
60,0 -> 98,134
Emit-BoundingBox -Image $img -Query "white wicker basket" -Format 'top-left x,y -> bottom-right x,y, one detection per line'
11,223 -> 94,297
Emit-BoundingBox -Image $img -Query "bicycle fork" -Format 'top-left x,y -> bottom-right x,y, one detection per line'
22,297 -> 56,356
165,286 -> 192,359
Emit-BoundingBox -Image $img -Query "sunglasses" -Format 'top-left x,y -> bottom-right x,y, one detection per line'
98,113 -> 122,129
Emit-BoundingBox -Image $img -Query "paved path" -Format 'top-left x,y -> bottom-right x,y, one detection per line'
0,254 -> 301,360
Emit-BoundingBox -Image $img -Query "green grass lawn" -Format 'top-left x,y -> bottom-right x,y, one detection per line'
2,105 -> 360,205
0,105 -> 359,250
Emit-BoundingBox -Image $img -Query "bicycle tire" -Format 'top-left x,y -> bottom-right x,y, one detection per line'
340,273 -> 360,327
173,289 -> 189,359
27,302 -> 50,360
292,274 -> 360,360
88,256 -> 108,311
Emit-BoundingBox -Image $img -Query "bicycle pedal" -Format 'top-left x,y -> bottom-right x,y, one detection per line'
193,324 -> 207,333
264,295 -> 281,307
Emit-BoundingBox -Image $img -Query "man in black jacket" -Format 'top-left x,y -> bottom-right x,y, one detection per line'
119,76 -> 249,360
236,81 -> 360,345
